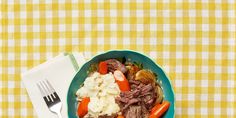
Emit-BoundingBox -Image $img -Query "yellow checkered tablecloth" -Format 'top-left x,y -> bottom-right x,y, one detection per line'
0,0 -> 235,118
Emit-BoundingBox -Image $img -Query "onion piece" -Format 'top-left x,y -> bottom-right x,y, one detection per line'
135,69 -> 156,84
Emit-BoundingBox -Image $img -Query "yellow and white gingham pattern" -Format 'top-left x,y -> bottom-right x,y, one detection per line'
0,0 -> 235,118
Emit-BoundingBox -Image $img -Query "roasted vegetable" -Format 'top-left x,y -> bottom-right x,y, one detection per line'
135,70 -> 156,84
116,115 -> 125,118
113,70 -> 130,91
88,63 -> 98,74
133,61 -> 143,69
155,84 -> 163,104
149,101 -> 170,118
78,97 -> 90,117
126,63 -> 141,80
98,61 -> 108,74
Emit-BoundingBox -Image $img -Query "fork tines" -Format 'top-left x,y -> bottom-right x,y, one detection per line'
37,80 -> 61,107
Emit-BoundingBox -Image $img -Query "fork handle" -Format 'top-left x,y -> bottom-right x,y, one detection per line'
57,113 -> 62,118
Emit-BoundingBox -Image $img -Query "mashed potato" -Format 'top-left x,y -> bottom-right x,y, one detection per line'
76,72 -> 120,117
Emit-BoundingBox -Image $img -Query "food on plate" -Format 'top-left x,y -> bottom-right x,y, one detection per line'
113,70 -> 130,92
76,72 -> 120,117
116,115 -> 125,118
98,61 -> 108,74
75,58 -> 169,118
135,69 -> 156,85
149,101 -> 170,118
77,97 -> 90,117
105,59 -> 127,73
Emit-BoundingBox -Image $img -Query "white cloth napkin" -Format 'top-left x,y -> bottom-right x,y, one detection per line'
21,52 -> 85,118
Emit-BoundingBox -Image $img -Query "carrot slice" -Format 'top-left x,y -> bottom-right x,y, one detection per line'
149,101 -> 170,118
77,97 -> 90,117
117,115 -> 125,118
98,61 -> 108,74
113,70 -> 130,91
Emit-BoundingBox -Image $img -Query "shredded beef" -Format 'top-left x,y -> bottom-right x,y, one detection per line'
105,59 -> 127,73
124,106 -> 142,118
129,79 -> 141,85
115,80 -> 157,118
98,114 -> 117,118
122,98 -> 141,110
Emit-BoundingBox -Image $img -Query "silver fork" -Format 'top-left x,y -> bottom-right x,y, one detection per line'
37,80 -> 62,118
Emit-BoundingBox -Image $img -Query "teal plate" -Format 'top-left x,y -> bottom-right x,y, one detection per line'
67,50 -> 175,118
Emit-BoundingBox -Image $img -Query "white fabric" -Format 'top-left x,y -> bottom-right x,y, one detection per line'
21,52 -> 85,118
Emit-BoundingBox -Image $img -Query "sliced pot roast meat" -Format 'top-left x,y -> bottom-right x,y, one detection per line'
115,80 -> 158,118
105,59 -> 127,73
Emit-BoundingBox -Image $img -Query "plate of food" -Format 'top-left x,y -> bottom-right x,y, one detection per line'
67,50 -> 175,118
